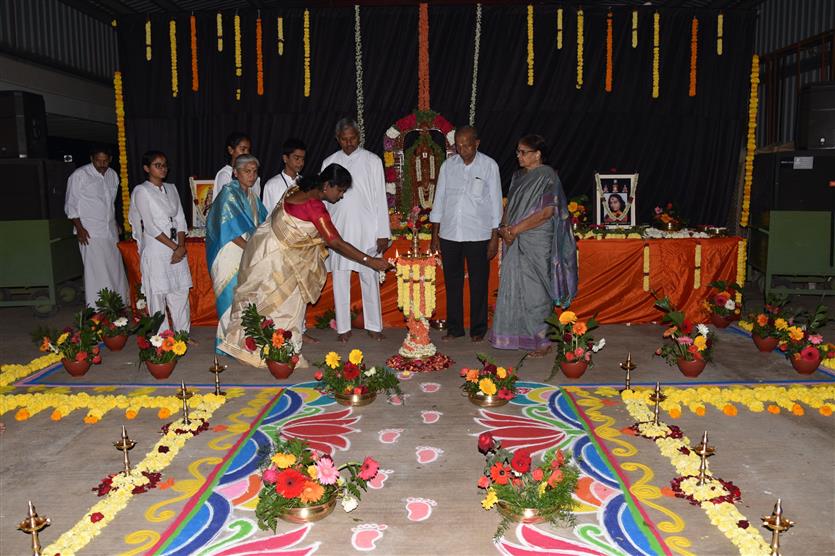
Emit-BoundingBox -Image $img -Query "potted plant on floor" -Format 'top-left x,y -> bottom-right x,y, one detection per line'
778,304 -> 833,374
460,353 -> 518,407
241,303 -> 299,379
745,294 -> 789,352
255,435 -> 380,531
314,349 -> 402,406
34,308 -> 103,377
95,288 -> 136,351
476,432 -> 579,539
545,309 -> 605,379
654,297 -> 715,377
703,281 -> 742,328
136,312 -> 189,379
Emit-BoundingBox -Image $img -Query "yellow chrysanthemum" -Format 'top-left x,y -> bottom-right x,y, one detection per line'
349,349 -> 363,365
172,341 -> 187,356
57,332 -> 69,345
496,367 -> 507,379
325,351 -> 341,369
538,481 -> 547,496
481,488 -> 498,510
567,201 -> 579,213
271,452 -> 296,469
788,327 -> 804,342
693,336 -> 707,351
558,311 -> 577,325
307,465 -> 318,479
774,318 -> 788,330
479,377 -> 497,396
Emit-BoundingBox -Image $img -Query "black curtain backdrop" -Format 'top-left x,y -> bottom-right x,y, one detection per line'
116,4 -> 755,227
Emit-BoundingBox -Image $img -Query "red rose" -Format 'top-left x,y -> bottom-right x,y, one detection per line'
313,370 -> 323,381
260,319 -> 274,329
92,355 -> 102,364
284,330 -> 293,341
547,469 -> 564,487
477,432 -> 495,454
510,450 -> 532,474
565,351 -> 576,361
384,167 -> 397,182
90,512 -> 104,523
137,336 -> 151,349
396,113 -> 417,131
477,475 -> 490,489
75,351 -> 88,362
553,449 -> 565,467
483,363 -> 497,375
160,329 -> 174,338
532,467 -> 544,481
343,363 -> 360,380
244,337 -> 257,352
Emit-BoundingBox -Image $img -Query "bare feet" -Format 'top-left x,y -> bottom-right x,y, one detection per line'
303,332 -> 319,344
527,346 -> 553,358
441,334 -> 462,342
367,330 -> 385,341
471,335 -> 485,343
337,331 -> 352,343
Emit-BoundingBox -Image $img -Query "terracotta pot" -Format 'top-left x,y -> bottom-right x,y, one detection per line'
559,360 -> 589,379
468,391 -> 509,408
709,314 -> 734,329
791,352 -> 822,375
278,496 -> 337,523
103,334 -> 128,351
62,358 -> 91,377
146,360 -> 177,380
752,334 -> 778,352
496,500 -> 546,524
266,360 -> 295,380
676,357 -> 706,377
334,390 -> 377,407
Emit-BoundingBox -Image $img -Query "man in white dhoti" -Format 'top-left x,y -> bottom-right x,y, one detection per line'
64,146 -> 129,308
128,150 -> 192,333
321,118 -> 391,342
211,132 -> 262,203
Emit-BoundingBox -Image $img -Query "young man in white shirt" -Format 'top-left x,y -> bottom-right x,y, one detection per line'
64,146 -> 129,307
429,126 -> 502,342
262,138 -> 306,213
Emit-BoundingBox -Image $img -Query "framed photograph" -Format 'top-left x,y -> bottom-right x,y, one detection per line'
190,178 -> 214,228
594,173 -> 639,227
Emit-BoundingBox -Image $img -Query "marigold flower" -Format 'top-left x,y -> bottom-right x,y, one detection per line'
756,314 -> 768,327
558,310 -> 577,325
496,367 -> 507,379
767,404 -> 780,414
325,351 -> 341,369
158,407 -> 172,419
15,408 -> 30,420
161,336 -> 177,352
693,336 -> 708,351
668,407 -> 682,419
50,409 -> 62,421
774,318 -> 788,330
271,452 -> 297,469
819,405 -> 832,416
791,403 -> 804,416
348,349 -> 363,365
695,406 -> 706,416
479,377 -> 497,396
481,488 -> 498,509
125,409 -> 138,420
466,369 -> 480,382
788,327 -> 804,342
573,322 -> 588,335
57,332 -> 69,345
722,404 -> 737,416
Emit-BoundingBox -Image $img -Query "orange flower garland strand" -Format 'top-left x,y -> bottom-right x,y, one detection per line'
216,12 -> 223,52
113,72 -> 130,232
303,9 -> 311,97
169,19 -> 178,97
605,11 -> 613,92
689,17 -> 698,97
651,11 -> 660,98
526,5 -> 534,86
739,55 -> 759,227
190,15 -> 198,92
556,8 -> 563,50
234,13 -> 242,100
277,16 -> 284,55
256,17 -> 264,96
717,13 -> 724,55
576,8 -> 584,89
418,3 -> 430,109
145,18 -> 152,61
631,10 -> 638,48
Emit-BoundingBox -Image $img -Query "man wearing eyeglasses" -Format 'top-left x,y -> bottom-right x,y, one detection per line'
429,126 -> 502,343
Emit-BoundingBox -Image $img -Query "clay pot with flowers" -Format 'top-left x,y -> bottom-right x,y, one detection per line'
777,304 -> 832,374
240,304 -> 300,380
545,310 -> 605,380
745,294 -> 790,352
654,297 -> 715,377
95,288 -> 137,351
135,312 -> 189,379
703,281 -> 742,328
35,308 -> 103,377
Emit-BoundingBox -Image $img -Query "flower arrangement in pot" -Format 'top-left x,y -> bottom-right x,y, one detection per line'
476,431 -> 579,540
241,303 -> 299,380
703,281 -> 742,328
255,435 -> 380,531
135,312 -> 188,379
653,202 -> 685,231
545,310 -> 605,379
34,308 -> 103,377
567,195 -> 590,232
95,288 -> 137,351
743,293 -> 789,352
777,304 -> 833,374
460,353 -> 518,407
654,297 -> 715,377
315,349 -> 402,406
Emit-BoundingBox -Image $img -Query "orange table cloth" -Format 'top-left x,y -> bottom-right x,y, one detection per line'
118,236 -> 743,328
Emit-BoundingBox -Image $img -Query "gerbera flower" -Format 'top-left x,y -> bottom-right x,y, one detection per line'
325,351 -> 341,369
573,322 -> 588,335
315,456 -> 339,485
299,480 -> 325,504
271,331 -> 285,348
490,462 -> 511,485
274,468 -> 307,498
349,349 -> 363,365
466,369 -> 479,382
479,377 -> 497,396
558,311 -> 577,325
800,345 -> 820,362
359,456 -> 379,480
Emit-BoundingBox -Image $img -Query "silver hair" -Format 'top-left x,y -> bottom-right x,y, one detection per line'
234,154 -> 260,170
334,117 -> 359,136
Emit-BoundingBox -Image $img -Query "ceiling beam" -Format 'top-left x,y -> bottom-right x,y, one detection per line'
56,0 -> 117,23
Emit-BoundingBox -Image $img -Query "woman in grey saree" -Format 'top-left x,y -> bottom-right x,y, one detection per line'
489,135 -> 578,355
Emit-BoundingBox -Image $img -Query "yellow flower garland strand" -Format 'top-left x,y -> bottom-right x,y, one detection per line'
145,19 -> 152,61
739,55 -> 759,227
631,10 -> 638,48
642,244 -> 650,291
277,16 -> 284,55
190,15 -> 199,92
114,71 -> 131,232
653,385 -> 835,418
735,239 -> 746,303
169,19 -> 178,98
0,353 -> 60,387
234,13 -> 242,100
652,11 -> 660,98
689,17 -> 698,97
526,5 -> 534,86
556,8 -> 563,50
216,12 -> 223,52
303,9 -> 311,97
717,13 -> 724,55
576,8 -> 584,89
693,242 -> 702,289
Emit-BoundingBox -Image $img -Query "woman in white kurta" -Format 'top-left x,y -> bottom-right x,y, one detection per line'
128,151 -> 193,333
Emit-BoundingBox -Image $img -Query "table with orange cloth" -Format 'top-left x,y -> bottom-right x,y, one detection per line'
118,236 -> 744,328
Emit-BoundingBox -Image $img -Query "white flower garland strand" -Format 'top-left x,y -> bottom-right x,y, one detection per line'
469,4 -> 482,126
354,5 -> 365,146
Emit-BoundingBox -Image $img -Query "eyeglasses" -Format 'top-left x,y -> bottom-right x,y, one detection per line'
515,149 -> 536,155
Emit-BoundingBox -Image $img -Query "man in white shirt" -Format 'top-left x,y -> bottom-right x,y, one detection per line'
211,132 -> 261,203
429,126 -> 502,342
64,146 -> 130,307
262,138 -> 306,212
321,118 -> 390,342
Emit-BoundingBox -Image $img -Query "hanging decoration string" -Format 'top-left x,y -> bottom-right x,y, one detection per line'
526,5 -> 534,86
576,8 -> 584,89
234,13 -> 242,100
145,18 -> 152,61
303,9 -> 311,97
169,19 -> 178,97
216,13 -> 223,52
652,11 -> 660,98
277,16 -> 284,55
190,15 -> 198,92
739,54 -> 759,228
605,11 -> 613,92
689,17 -> 698,97
556,8 -> 563,50
354,5 -> 366,144
716,13 -> 724,55
113,71 -> 130,232
468,3 -> 482,126
256,16 -> 264,96
418,3 -> 431,109
631,10 -> 638,48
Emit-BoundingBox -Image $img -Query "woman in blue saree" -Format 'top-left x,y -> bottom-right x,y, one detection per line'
206,154 -> 267,351
489,135 -> 578,356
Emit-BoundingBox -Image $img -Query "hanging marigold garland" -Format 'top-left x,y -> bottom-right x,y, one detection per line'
469,3 -> 482,126
717,13 -> 724,55
256,16 -> 264,96
303,9 -> 311,97
605,11 -> 613,92
418,3 -> 431,109
190,15 -> 198,92
354,5 -> 366,143
216,13 -> 223,52
631,10 -> 638,48
169,19 -> 178,98
277,17 -> 284,55
689,17 -> 698,97
145,18 -> 152,61
234,13 -> 242,100
576,8 -> 584,89
556,8 -> 563,50
739,55 -> 759,228
113,72 -> 131,232
526,5 -> 534,86
652,11 -> 660,98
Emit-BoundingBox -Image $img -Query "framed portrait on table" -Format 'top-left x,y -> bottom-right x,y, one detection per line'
594,173 -> 638,227
189,178 -> 214,228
